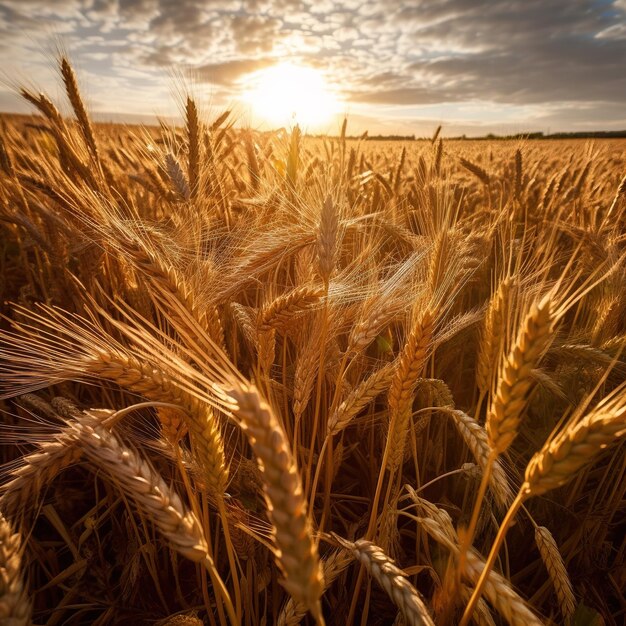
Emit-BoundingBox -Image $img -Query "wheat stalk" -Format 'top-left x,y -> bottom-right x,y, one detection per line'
460,589 -> 497,626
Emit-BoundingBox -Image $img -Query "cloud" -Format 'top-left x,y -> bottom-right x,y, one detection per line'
0,0 -> 624,133
595,23 -> 626,40
348,87 -> 460,106
196,58 -> 276,84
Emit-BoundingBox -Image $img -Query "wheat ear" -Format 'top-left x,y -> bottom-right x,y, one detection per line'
463,550 -> 543,626
0,513 -> 32,626
277,550 -> 352,626
514,148 -> 523,200
409,495 -> 542,626
459,156 -> 490,185
87,351 -> 229,498
0,433 -> 82,518
258,286 -> 324,333
606,174 -> 626,219
487,295 -> 554,454
534,526 -> 576,620
158,613 -> 203,626
68,417 -> 208,561
462,296 -> 558,615
328,361 -> 396,436
331,534 -> 435,626
523,400 -> 626,496
122,237 -> 226,351
1,315 -> 229,501
165,151 -> 191,199
446,409 -> 513,508
228,384 -> 325,625
60,57 -> 99,163
186,96 -> 200,196
317,195 -> 339,287
293,325 -> 323,419
387,308 -> 435,473
476,277 -> 511,399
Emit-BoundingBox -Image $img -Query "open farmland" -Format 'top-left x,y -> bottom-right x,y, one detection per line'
0,63 -> 625,626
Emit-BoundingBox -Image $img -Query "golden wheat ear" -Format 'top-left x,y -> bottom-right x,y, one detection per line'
0,512 -> 32,625
523,389 -> 626,497
534,525 -> 576,621
330,533 -> 436,626
227,383 -> 325,625
487,294 -> 554,455
277,550 -> 352,626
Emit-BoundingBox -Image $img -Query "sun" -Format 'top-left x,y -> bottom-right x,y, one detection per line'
243,63 -> 339,130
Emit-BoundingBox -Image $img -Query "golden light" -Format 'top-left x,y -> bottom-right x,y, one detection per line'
243,63 -> 339,130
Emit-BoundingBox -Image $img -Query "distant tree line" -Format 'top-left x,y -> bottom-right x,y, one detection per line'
312,129 -> 626,141
469,130 -> 626,140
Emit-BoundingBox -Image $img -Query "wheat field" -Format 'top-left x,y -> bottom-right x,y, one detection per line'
0,59 -> 625,626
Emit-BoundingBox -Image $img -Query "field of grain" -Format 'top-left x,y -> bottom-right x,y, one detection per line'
0,60 -> 625,626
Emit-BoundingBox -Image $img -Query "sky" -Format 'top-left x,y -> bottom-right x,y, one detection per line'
0,0 -> 625,136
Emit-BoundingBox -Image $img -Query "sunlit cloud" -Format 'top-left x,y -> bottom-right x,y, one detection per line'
0,0 -> 624,135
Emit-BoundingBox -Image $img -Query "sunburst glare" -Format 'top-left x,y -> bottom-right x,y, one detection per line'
243,63 -> 340,130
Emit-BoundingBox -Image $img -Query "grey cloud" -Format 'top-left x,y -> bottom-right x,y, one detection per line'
348,87 -> 460,106
411,37 -> 626,105
343,0 -> 626,108
230,14 -> 283,53
531,102 -> 626,129
196,58 -> 276,84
